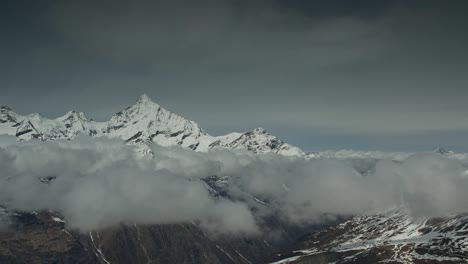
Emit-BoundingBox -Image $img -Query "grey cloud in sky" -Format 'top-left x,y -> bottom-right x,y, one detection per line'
1,0 -> 468,151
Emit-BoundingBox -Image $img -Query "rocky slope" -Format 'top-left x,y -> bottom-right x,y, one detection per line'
1,209 -> 256,264
0,94 -> 304,156
269,208 -> 468,263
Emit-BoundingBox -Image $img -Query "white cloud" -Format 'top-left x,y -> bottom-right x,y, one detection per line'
1,136 -> 468,235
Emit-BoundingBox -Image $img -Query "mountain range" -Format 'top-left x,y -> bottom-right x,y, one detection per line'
0,94 -> 304,156
2,95 -> 468,264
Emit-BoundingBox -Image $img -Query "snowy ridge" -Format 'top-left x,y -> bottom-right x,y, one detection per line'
0,94 -> 304,156
1,106 -> 101,141
1,95 -> 461,159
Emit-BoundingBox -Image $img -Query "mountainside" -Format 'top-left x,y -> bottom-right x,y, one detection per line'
1,209 -> 269,264
270,208 -> 468,263
0,174 -> 327,264
0,94 -> 304,156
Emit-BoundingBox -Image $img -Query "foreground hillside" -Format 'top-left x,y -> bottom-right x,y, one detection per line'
5,207 -> 468,264
0,208 -> 324,264
0,172 -> 329,264
270,208 -> 468,264
1,210 -> 254,264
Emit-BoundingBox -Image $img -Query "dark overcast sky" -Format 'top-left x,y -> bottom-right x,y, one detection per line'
1,0 -> 468,152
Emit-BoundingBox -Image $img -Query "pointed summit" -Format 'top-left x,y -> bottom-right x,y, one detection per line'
0,106 -> 12,111
105,92 -> 208,149
60,110 -> 87,121
127,94 -> 162,115
135,93 -> 158,106
138,93 -> 150,101
252,127 -> 268,134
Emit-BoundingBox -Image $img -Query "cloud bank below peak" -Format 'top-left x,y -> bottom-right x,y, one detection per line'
1,136 -> 468,235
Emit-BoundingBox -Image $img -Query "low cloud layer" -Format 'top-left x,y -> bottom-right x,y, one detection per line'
1,136 -> 468,235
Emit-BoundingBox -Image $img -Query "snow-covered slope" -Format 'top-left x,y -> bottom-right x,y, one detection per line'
1,106 -> 101,140
208,128 -> 304,156
221,127 -> 303,156
270,208 -> 468,263
0,94 -> 305,156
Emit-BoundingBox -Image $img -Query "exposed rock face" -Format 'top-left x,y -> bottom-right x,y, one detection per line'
0,107 -> 19,126
0,211 -> 99,264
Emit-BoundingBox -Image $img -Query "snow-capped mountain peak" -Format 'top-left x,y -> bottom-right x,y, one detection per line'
225,127 -> 304,156
127,93 -> 162,116
434,147 -> 454,155
58,110 -> 88,121
0,106 -> 20,124
104,94 -> 210,152
0,106 -> 12,113
136,93 -> 157,105
252,127 -> 267,134
0,94 -> 307,156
